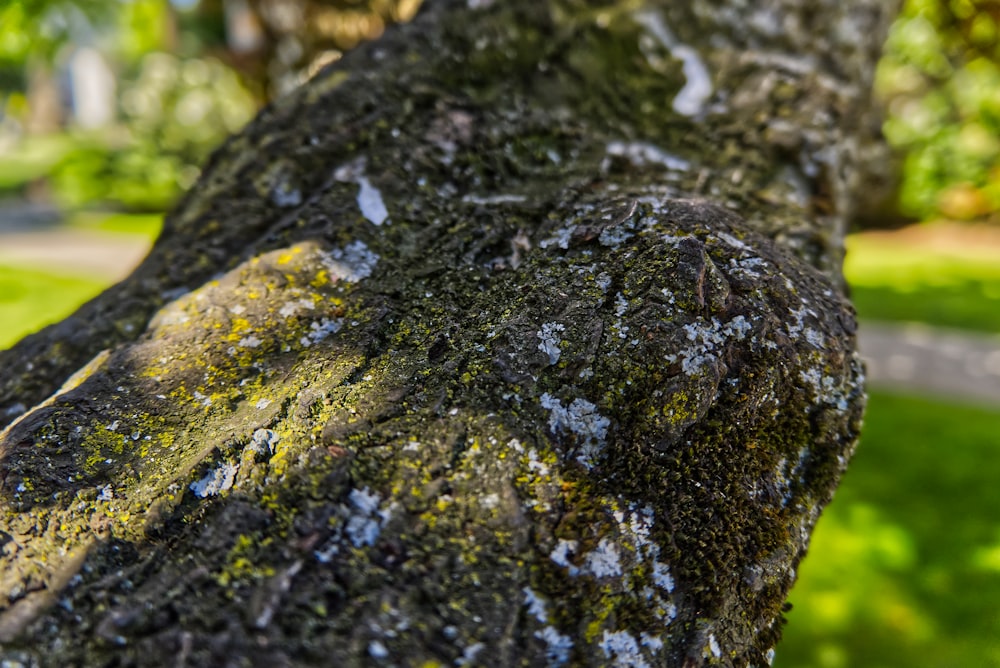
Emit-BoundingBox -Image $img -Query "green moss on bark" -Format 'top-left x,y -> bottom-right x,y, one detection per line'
0,0 -> 892,665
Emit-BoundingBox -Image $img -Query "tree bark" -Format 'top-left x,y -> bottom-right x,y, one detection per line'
0,1 -> 895,666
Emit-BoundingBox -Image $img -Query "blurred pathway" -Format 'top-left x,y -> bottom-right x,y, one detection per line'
0,228 -> 151,281
859,322 -> 1000,406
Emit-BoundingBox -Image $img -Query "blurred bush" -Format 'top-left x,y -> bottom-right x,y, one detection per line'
8,0 -> 1000,224
49,52 -> 256,211
0,0 -> 416,214
879,0 -> 1000,222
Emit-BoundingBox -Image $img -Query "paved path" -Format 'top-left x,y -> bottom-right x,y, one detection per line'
0,228 -> 151,282
858,322 -> 1000,406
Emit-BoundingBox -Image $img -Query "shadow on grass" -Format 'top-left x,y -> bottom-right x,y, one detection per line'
777,391 -> 1000,668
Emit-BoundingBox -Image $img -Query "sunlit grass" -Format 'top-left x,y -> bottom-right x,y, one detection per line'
845,232 -> 1000,331
0,264 -> 107,349
0,210 -> 161,351
66,210 -> 164,240
777,391 -> 1000,668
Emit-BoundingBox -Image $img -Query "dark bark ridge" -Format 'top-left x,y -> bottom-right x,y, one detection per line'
0,1 -> 891,666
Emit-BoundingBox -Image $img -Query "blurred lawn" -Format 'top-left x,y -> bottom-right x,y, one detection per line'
776,392 -> 1000,668
0,212 -> 160,349
0,264 -> 106,347
846,232 -> 1000,332
65,210 -> 164,238
778,230 -> 1000,667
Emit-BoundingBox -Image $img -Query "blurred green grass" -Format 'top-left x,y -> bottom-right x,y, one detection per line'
845,233 -> 1000,332
65,210 -> 164,238
776,391 -> 1000,668
778,231 -> 1000,667
0,264 -> 106,347
0,212 -> 160,349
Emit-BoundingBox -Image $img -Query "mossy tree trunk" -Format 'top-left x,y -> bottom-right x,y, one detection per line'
0,1 -> 894,666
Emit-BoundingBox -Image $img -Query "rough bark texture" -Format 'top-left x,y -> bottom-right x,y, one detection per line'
0,1 -> 894,666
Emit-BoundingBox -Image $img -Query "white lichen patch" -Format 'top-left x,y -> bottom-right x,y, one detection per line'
581,538 -> 623,578
539,393 -> 611,468
599,225 -> 635,248
651,560 -> 675,593
676,316 -> 752,375
539,226 -> 574,250
190,461 -> 239,498
456,643 -> 485,666
462,193 -> 527,205
600,630 -> 651,668
314,487 -> 395,561
345,486 -> 389,547
526,448 -> 551,476
279,298 -> 316,318
271,183 -> 302,208
785,306 -> 811,338
537,322 -> 566,365
320,240 -> 380,283
612,292 -> 630,341
335,158 -> 389,225
356,176 -> 389,225
706,634 -> 722,659
633,9 -> 713,116
640,633 -> 663,653
238,335 -> 263,348
536,626 -> 574,666
368,641 -> 389,659
610,502 -> 679,621
549,538 -> 580,574
715,231 -> 748,250
615,292 -> 629,317
729,256 -> 769,280
523,587 -> 549,623
250,428 -> 279,454
605,141 -> 691,172
300,317 -> 343,347
798,350 -> 853,411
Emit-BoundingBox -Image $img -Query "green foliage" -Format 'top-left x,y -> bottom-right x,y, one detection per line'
0,133 -> 77,190
0,0 -> 255,211
0,0 -> 113,64
777,391 -> 1000,667
47,52 -> 256,211
880,1 -> 1000,221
